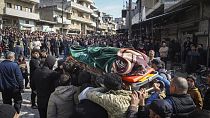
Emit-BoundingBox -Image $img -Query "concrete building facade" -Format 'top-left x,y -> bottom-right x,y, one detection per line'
39,5 -> 71,33
2,0 -> 40,31
0,0 -> 4,29
0,0 -> 116,35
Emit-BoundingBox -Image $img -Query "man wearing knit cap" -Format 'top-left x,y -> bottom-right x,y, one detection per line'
32,55 -> 59,118
186,75 -> 203,110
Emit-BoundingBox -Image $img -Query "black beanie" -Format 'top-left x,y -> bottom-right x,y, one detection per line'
149,100 -> 173,118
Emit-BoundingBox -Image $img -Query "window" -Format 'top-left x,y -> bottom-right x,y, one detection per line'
25,20 -> 29,24
6,3 -> 12,8
15,5 -> 22,10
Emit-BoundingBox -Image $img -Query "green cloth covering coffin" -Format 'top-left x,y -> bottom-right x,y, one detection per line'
70,46 -> 120,73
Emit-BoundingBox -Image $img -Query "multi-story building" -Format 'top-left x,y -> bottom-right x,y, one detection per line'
132,0 -> 182,40
39,5 -> 71,33
40,0 -> 96,35
102,14 -> 116,35
114,18 -> 126,30
70,0 -> 94,35
0,0 -> 4,28
2,0 -> 40,31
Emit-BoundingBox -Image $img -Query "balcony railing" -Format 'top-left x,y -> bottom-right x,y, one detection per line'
99,24 -> 107,30
71,2 -> 93,13
78,0 -> 93,4
21,0 -> 40,3
90,22 -> 96,27
56,17 -> 71,25
91,13 -> 98,18
71,15 -> 92,24
4,7 -> 39,20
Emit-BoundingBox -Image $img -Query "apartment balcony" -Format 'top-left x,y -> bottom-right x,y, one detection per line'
71,15 -> 92,24
21,0 -> 40,4
90,21 -> 96,27
71,1 -> 93,13
99,24 -> 107,30
91,12 -> 98,18
164,0 -> 181,10
4,7 -> 39,20
78,0 -> 93,4
56,17 -> 71,25
146,1 -> 163,17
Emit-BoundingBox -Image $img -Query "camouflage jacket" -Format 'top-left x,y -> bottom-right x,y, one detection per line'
87,88 -> 132,118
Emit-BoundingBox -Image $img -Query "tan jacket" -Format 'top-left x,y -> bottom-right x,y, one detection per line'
87,88 -> 131,118
188,87 -> 203,109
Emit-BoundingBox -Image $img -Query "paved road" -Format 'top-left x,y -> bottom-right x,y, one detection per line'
0,89 -> 40,118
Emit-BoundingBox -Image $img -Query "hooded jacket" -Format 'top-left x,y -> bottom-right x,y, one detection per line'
47,85 -> 78,118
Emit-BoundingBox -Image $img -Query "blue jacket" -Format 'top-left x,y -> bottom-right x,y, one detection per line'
157,74 -> 170,95
0,60 -> 24,92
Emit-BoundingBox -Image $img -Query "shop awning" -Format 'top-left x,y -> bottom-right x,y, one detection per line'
133,5 -> 192,27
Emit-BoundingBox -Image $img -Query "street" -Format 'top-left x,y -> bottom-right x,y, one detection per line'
0,89 -> 39,118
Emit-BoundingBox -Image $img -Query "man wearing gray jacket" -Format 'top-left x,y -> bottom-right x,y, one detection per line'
47,74 -> 78,118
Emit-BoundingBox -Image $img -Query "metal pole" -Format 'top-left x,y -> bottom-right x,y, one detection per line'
62,0 -> 64,34
151,20 -> 154,48
139,0 -> 142,41
207,19 -> 210,68
128,0 -> 132,40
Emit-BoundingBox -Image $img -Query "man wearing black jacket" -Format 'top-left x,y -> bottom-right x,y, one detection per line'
0,51 -> 24,114
32,55 -> 59,118
29,49 -> 40,109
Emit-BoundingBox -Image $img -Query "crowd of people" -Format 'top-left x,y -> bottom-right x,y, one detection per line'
0,27 -> 210,118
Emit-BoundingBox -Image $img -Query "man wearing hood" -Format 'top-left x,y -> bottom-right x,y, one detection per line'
32,55 -> 59,118
47,73 -> 78,118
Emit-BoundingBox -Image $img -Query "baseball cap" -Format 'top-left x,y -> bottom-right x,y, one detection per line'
149,99 -> 173,118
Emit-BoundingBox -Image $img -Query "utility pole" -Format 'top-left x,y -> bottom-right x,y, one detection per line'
128,0 -> 132,40
139,0 -> 142,41
61,0 -> 64,35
